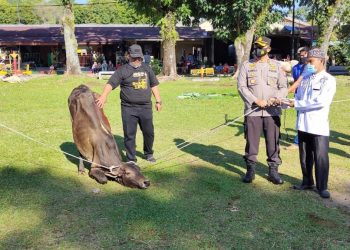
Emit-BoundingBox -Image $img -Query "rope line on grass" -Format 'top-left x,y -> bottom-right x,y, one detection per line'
332,99 -> 350,103
141,107 -> 260,168
142,97 -> 350,168
0,122 -> 113,171
1,98 -> 350,170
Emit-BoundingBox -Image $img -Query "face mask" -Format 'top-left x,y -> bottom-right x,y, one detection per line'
308,64 -> 317,74
301,64 -> 317,78
253,47 -> 268,57
299,57 -> 307,64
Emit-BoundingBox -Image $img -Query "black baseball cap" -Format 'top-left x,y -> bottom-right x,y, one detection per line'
128,44 -> 143,58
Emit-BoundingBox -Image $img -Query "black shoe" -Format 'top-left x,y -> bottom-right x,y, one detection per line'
242,165 -> 255,183
127,157 -> 137,163
319,190 -> 330,199
268,165 -> 284,185
146,155 -> 156,163
292,184 -> 315,190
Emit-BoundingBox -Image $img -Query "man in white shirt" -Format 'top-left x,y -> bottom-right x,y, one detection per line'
289,48 -> 336,198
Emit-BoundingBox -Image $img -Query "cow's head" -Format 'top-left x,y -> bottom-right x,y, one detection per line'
113,162 -> 150,189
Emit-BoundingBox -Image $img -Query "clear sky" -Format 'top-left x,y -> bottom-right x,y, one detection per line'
74,0 -> 87,4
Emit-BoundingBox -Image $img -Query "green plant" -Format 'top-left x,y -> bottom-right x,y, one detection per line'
150,58 -> 162,75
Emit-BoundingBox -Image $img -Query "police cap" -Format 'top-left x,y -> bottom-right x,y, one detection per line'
254,36 -> 271,47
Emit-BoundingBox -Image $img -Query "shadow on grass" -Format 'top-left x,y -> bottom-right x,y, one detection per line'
173,138 -> 301,185
1,165 -> 350,249
113,134 -> 147,161
227,120 -> 350,159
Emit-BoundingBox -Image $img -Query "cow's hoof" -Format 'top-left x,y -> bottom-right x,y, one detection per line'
89,168 -> 108,184
78,170 -> 86,175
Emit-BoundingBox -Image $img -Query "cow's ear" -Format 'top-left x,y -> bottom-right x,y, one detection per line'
126,161 -> 140,171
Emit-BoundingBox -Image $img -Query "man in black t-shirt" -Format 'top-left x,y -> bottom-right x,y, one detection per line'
96,44 -> 162,163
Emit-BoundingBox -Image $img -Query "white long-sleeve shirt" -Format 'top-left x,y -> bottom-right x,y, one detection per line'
295,70 -> 336,136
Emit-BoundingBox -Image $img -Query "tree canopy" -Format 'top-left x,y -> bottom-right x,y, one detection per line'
0,0 -> 150,24
74,0 -> 150,24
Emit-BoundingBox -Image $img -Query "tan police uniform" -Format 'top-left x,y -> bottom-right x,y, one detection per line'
237,36 -> 288,184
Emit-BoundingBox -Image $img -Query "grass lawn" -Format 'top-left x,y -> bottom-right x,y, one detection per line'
0,74 -> 349,249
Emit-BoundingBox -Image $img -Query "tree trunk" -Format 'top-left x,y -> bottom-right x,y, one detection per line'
162,39 -> 177,77
234,38 -> 245,69
242,25 -> 256,63
320,0 -> 342,56
233,0 -> 272,78
233,28 -> 255,79
62,4 -> 81,75
160,12 -> 178,79
232,38 -> 245,78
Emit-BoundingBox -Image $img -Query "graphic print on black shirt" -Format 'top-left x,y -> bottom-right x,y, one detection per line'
131,72 -> 148,90
107,63 -> 159,107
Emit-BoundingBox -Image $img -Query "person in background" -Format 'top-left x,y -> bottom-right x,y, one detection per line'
215,63 -> 223,74
144,51 -> 151,65
97,62 -> 102,72
91,61 -> 98,74
101,60 -> 108,71
223,63 -> 230,74
49,64 -> 55,74
289,48 -> 336,199
107,60 -> 114,71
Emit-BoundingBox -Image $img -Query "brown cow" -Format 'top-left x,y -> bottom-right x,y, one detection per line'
68,84 -> 150,189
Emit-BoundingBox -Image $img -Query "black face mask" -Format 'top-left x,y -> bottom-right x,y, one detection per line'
299,57 -> 307,64
253,47 -> 268,57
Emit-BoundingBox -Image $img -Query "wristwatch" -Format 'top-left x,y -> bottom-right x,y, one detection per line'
156,100 -> 162,105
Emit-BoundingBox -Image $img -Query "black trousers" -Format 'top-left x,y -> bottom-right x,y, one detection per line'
298,130 -> 329,191
244,116 -> 282,165
121,105 -> 154,161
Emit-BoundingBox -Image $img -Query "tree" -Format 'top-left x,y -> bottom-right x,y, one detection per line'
1,0 -> 41,24
61,0 -> 81,74
196,0 -> 287,70
300,0 -> 349,55
327,0 -> 350,67
0,0 -> 17,23
74,0 -> 149,24
320,0 -> 346,55
33,0 -> 64,24
126,0 -> 193,78
287,6 -> 310,22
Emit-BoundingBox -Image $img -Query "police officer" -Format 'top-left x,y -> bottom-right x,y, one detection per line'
237,36 -> 288,184
96,44 -> 162,163
289,48 -> 336,198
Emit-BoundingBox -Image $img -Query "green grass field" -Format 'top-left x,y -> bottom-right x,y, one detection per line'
0,75 -> 349,249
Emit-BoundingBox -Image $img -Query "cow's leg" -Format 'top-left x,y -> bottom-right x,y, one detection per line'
78,152 -> 86,174
89,165 -> 108,184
